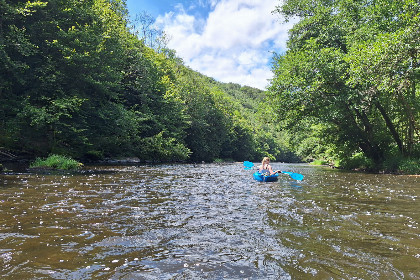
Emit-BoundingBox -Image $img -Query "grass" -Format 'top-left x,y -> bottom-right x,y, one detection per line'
30,154 -> 83,170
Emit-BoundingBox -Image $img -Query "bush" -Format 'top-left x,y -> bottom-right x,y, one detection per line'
137,132 -> 191,162
30,154 -> 83,170
381,149 -> 420,174
310,159 -> 329,165
84,150 -> 104,161
337,152 -> 374,170
398,159 -> 420,175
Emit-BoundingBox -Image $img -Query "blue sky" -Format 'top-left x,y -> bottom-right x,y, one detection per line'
126,0 -> 296,90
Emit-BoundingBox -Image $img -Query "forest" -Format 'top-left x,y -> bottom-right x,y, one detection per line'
0,0 -> 419,173
0,0 -> 295,164
270,0 -> 419,173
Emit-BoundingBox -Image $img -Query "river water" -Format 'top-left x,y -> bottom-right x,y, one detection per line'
0,163 -> 419,279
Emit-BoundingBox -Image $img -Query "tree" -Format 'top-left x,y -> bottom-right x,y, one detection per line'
0,0 -> 289,163
270,0 -> 420,166
132,10 -> 169,51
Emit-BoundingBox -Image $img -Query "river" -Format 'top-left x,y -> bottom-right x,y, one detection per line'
0,163 -> 419,279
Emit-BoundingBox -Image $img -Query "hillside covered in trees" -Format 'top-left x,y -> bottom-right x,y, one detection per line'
0,0 -> 296,163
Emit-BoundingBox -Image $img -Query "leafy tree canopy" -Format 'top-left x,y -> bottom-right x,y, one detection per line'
270,0 -> 419,170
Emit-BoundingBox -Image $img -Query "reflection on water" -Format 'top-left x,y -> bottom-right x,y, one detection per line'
0,163 -> 419,279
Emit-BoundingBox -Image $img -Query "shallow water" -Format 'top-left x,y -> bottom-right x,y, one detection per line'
0,163 -> 419,279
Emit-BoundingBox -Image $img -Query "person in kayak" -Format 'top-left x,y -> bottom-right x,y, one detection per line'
258,157 -> 281,175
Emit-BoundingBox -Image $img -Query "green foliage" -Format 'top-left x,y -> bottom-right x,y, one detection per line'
0,0 -> 294,163
336,152 -> 374,170
5,0 -> 417,169
310,160 -> 329,166
398,159 -> 420,175
381,148 -> 405,172
382,150 -> 420,174
85,150 -> 104,161
270,0 -> 420,170
137,132 -> 191,162
30,154 -> 82,170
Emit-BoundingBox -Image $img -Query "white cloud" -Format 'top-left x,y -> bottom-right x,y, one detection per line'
155,0 -> 296,90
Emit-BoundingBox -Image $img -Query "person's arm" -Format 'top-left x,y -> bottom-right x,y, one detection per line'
268,165 -> 277,175
270,166 -> 283,175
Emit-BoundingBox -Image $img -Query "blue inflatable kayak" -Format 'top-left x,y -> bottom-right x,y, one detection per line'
253,172 -> 279,182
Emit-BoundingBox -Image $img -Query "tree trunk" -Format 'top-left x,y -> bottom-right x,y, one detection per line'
407,50 -> 418,156
345,104 -> 383,163
374,100 -> 404,154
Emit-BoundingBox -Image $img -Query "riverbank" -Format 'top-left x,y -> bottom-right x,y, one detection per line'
310,157 -> 420,175
1,152 -> 418,175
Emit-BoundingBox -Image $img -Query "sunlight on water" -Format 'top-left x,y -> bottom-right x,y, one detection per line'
0,163 -> 419,279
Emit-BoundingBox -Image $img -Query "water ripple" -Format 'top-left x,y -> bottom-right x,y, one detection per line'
0,163 -> 419,279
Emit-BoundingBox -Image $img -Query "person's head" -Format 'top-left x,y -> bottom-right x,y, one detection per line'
262,157 -> 270,165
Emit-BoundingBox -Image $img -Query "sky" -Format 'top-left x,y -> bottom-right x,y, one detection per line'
126,0 -> 296,90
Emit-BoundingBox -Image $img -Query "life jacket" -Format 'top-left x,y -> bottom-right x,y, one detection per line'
259,164 -> 271,175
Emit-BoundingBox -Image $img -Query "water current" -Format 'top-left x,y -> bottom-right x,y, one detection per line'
0,163 -> 419,279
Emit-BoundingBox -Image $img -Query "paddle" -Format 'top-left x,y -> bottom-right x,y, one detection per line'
281,171 -> 304,181
243,161 -> 254,170
243,161 -> 304,181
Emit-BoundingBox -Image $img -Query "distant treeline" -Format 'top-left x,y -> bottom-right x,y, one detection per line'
0,0 -> 297,163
